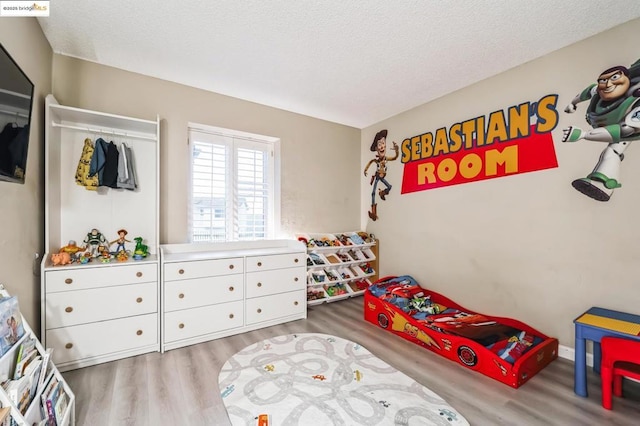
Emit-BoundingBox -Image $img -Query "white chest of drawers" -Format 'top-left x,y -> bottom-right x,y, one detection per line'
160,240 -> 307,352
41,258 -> 160,372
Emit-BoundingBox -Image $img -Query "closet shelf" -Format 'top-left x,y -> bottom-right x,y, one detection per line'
49,102 -> 157,136
50,121 -> 156,141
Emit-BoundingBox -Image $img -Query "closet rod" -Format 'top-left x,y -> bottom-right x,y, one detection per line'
0,109 -> 28,119
50,121 -> 156,141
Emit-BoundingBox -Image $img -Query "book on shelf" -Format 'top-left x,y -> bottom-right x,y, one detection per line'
0,297 -> 25,357
40,375 -> 61,426
13,337 -> 36,374
45,381 -> 61,426
13,348 -> 38,380
37,348 -> 53,393
53,390 -> 68,425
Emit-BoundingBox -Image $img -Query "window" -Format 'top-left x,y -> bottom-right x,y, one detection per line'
189,124 -> 280,242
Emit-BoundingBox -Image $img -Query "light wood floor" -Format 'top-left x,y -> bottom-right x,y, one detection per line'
62,298 -> 640,425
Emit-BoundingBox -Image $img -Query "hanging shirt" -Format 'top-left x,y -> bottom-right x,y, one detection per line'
75,138 -> 98,191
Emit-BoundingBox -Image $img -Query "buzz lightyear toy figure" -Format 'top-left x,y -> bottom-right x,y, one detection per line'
562,58 -> 640,201
83,228 -> 108,258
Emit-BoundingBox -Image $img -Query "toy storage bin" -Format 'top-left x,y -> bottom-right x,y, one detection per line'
360,248 -> 375,261
324,253 -> 342,265
323,283 -> 349,301
307,285 -> 328,305
310,270 -> 328,284
307,252 -> 329,267
347,279 -> 371,294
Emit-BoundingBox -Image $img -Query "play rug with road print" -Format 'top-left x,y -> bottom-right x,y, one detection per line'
218,333 -> 469,425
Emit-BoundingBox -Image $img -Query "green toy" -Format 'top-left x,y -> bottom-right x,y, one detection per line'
132,237 -> 149,260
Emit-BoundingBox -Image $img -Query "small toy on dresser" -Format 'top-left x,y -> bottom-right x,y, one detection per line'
132,236 -> 149,260
83,228 -> 108,258
50,252 -> 72,266
110,228 -> 130,255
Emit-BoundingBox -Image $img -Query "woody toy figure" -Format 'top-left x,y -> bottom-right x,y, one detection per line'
364,129 -> 399,221
111,228 -> 131,254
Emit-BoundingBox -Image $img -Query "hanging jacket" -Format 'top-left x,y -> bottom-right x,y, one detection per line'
101,140 -> 119,188
88,138 -> 109,183
0,122 -> 21,177
117,142 -> 137,190
75,138 -> 98,191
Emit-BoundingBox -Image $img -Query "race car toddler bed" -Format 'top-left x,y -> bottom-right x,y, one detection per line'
364,275 -> 558,388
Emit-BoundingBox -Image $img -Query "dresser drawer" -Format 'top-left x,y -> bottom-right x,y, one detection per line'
46,263 -> 157,293
45,282 -> 157,329
164,275 -> 243,312
245,290 -> 306,325
164,257 -> 243,281
46,313 -> 158,365
245,267 -> 306,298
164,300 -> 243,343
245,252 -> 304,273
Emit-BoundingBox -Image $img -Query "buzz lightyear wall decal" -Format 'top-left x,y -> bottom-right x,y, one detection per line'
364,129 -> 399,220
562,58 -> 640,201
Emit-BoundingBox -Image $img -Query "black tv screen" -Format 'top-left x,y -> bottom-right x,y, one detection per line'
0,42 -> 34,184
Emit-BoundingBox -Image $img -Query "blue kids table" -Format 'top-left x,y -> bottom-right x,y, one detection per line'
573,307 -> 640,397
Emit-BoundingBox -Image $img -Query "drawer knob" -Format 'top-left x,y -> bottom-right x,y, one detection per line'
65,306 -> 73,313
136,297 -> 143,303
257,308 -> 262,313
179,323 -> 185,329
257,261 -> 262,267
229,313 -> 234,319
294,258 -> 299,263
136,272 -> 143,277
229,264 -> 234,270
178,269 -> 185,274
136,330 -> 143,336
65,343 -> 73,349
178,293 -> 185,299
229,286 -> 234,292
294,301 -> 299,306
257,282 -> 262,287
65,278 -> 73,284
294,277 -> 299,282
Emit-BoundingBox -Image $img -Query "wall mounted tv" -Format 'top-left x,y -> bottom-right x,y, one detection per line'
0,42 -> 34,184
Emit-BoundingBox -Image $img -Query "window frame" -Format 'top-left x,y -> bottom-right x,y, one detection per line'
188,123 -> 281,243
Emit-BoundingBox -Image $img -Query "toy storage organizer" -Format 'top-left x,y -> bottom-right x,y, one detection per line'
41,94 -> 161,371
364,276 -> 559,388
296,232 -> 377,305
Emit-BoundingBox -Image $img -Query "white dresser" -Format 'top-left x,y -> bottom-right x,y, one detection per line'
42,258 -> 160,371
160,240 -> 306,352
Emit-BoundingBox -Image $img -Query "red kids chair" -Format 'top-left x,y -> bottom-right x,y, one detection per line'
600,336 -> 640,410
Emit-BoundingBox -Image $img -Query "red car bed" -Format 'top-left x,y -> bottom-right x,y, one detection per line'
364,275 -> 558,388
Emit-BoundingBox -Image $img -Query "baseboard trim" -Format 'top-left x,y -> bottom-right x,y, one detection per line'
558,343 -> 593,367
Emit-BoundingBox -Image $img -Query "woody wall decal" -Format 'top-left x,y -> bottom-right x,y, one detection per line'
364,129 -> 399,221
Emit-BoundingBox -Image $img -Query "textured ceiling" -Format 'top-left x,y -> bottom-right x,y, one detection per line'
37,1 -> 640,128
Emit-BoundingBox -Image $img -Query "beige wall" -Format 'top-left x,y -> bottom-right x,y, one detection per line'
0,18 -> 52,329
362,18 -> 640,348
51,55 -> 362,244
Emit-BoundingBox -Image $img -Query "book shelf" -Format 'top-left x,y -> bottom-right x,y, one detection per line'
0,285 -> 75,426
296,232 -> 378,306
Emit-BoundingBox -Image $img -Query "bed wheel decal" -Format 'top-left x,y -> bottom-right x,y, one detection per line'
377,313 -> 389,329
457,345 -> 477,366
